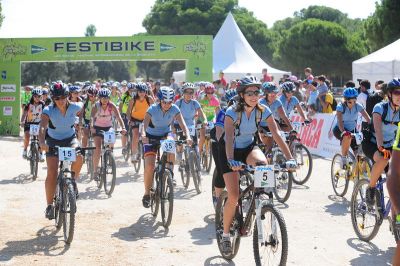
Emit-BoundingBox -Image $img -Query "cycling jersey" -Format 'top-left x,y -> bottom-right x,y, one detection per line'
146,103 -> 180,137
225,106 -> 272,149
84,100 -> 95,121
371,102 -> 400,148
215,108 -> 226,128
259,98 -> 283,127
120,93 -> 132,114
335,102 -> 364,131
198,94 -> 219,122
175,99 -> 201,127
21,91 -> 31,105
94,102 -> 114,128
43,102 -> 83,140
393,122 -> 400,151
131,98 -> 150,121
279,94 -> 299,115
24,102 -> 45,123
110,93 -> 120,106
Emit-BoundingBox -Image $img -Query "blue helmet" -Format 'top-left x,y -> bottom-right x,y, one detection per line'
280,81 -> 295,93
69,85 -> 81,93
343,87 -> 358,99
157,86 -> 175,102
32,87 -> 43,96
388,78 -> 400,92
225,89 -> 237,102
135,82 -> 149,92
98,88 -> 111,98
262,82 -> 279,94
127,82 -> 136,90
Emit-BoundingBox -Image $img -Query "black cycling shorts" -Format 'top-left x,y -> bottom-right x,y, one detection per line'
219,140 -> 260,175
45,134 -> 79,157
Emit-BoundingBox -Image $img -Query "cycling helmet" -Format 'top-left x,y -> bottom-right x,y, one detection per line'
69,85 -> 81,93
112,82 -> 119,88
86,85 -> 98,96
262,82 -> 279,94
280,81 -> 296,93
237,75 -> 261,94
121,80 -> 127,86
388,78 -> 400,91
42,82 -> 49,88
225,89 -> 237,103
182,82 -> 196,92
101,83 -> 108,88
157,86 -> 175,102
50,82 -> 69,97
32,88 -> 43,96
135,82 -> 149,92
204,83 -> 215,94
343,87 -> 359,99
42,88 -> 49,95
98,88 -> 111,98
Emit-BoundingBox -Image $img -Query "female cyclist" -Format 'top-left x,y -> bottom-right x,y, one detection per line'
333,87 -> 370,168
363,79 -> 400,206
90,88 -> 126,178
110,82 -> 121,106
279,81 -> 307,131
119,82 -> 136,156
126,82 -> 154,162
38,82 -> 84,219
220,76 -> 296,255
81,86 -> 98,148
68,85 -> 83,103
141,87 -> 192,208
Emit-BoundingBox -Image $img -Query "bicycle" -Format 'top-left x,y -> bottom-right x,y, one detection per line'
95,129 -> 120,196
85,129 -> 94,181
149,138 -> 185,228
215,162 -> 288,264
289,121 -> 313,185
200,122 -> 213,173
131,121 -> 144,173
122,124 -> 132,162
27,124 -> 41,180
52,145 -> 95,244
177,125 -> 202,194
350,175 -> 400,243
331,132 -> 372,197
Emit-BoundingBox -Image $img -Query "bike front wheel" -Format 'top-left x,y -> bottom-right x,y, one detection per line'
103,151 -> 116,196
133,141 -> 143,173
273,171 -> 293,203
331,153 -> 349,197
190,150 -> 202,194
292,143 -> 313,185
63,179 -> 76,244
160,169 -> 174,228
253,203 -> 288,266
150,170 -> 160,217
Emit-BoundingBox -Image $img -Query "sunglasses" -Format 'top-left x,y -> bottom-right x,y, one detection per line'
244,90 -> 261,97
53,95 -> 67,101
100,97 -> 110,99
161,101 -> 172,105
184,91 -> 194,95
71,91 -> 79,94
33,95 -> 42,98
392,90 -> 400,96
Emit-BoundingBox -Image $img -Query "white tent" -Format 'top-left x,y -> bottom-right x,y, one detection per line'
173,12 -> 289,83
352,38 -> 400,84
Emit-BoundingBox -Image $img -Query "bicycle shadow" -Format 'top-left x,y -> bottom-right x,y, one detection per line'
174,187 -> 199,200
78,185 -> 109,200
189,214 -> 215,245
116,171 -> 142,185
292,184 -> 310,190
204,255 -> 236,265
111,213 -> 170,241
347,238 -> 394,265
274,201 -> 289,210
0,173 -> 34,185
0,226 -> 69,262
324,195 -> 350,216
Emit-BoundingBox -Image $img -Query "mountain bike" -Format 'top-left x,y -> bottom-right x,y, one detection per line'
27,124 -> 40,180
200,122 -> 214,173
149,139 -> 186,228
331,132 -> 371,197
122,123 -> 132,162
215,162 -> 288,264
131,121 -> 144,173
85,129 -> 94,181
53,146 -> 95,244
350,175 -> 400,243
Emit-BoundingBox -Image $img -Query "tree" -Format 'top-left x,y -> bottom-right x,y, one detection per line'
67,61 -> 98,82
85,24 -> 97,37
22,62 -> 68,85
0,1 -> 4,29
277,19 -> 367,78
365,0 -> 400,51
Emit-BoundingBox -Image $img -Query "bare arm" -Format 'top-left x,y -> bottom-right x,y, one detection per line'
38,114 -> 49,147
90,104 -> 98,128
224,116 -> 235,160
176,113 -> 191,139
142,113 -> 151,138
361,109 -> 371,124
126,99 -> 134,121
337,111 -> 345,132
267,115 -> 293,160
196,107 -> 207,123
373,113 -> 384,148
296,103 -> 307,121
20,109 -> 27,124
277,106 -> 292,131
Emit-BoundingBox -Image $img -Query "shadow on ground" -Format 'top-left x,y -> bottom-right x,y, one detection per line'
0,174 -> 34,185
347,238 -> 394,265
324,194 -> 350,216
189,214 -> 215,245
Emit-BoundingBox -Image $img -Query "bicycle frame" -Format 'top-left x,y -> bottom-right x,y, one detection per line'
376,178 -> 392,219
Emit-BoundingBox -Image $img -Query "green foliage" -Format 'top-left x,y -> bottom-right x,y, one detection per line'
67,61 -> 98,81
22,62 -> 68,85
277,19 -> 367,77
85,24 -> 97,37
0,1 -> 4,29
365,0 -> 400,51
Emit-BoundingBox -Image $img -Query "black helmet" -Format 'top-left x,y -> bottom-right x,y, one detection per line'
50,82 -> 69,97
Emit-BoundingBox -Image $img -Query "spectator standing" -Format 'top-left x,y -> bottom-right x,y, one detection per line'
262,68 -> 272,82
219,71 -> 227,87
366,82 -> 387,117
293,80 -> 305,102
169,77 -> 179,94
304,67 -> 314,83
357,79 -> 371,108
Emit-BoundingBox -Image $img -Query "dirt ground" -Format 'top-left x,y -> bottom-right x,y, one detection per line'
0,136 -> 396,265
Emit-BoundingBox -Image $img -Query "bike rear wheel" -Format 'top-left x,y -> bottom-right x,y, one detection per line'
253,204 -> 288,266
331,153 -> 349,197
292,143 -> 312,185
190,150 -> 202,194
160,169 -> 174,228
63,179 -> 76,244
86,150 -> 94,181
31,143 -> 40,180
350,178 -> 381,242
103,151 -> 116,196
54,177 -> 64,230
201,139 -> 212,173
150,170 -> 160,217
133,141 -> 143,173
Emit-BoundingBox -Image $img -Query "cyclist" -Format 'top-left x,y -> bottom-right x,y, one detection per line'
90,88 -> 127,179
68,85 -> 83,103
126,82 -> 154,162
81,86 -> 98,148
259,82 -> 293,153
198,82 -> 220,155
333,87 -> 370,168
220,76 -> 296,255
119,82 -> 136,155
110,82 -> 121,106
363,78 -> 400,206
20,87 -> 46,161
42,88 -> 52,106
141,87 -> 192,208
38,82 -> 84,219
279,81 -> 308,131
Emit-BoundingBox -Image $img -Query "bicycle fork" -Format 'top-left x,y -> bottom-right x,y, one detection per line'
255,198 -> 277,246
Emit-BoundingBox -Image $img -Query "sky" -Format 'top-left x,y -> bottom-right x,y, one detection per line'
0,0 -> 377,38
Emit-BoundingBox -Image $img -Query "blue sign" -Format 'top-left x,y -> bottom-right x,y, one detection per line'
160,43 -> 175,52
194,67 -> 200,76
1,71 -> 6,80
31,45 -> 47,54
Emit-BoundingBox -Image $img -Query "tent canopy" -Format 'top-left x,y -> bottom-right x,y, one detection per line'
352,38 -> 400,84
174,12 -> 289,83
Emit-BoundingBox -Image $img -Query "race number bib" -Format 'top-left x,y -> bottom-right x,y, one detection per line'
254,165 -> 275,188
161,139 -> 176,154
354,132 -> 363,145
292,122 -> 302,133
104,130 -> 116,144
29,124 -> 40,136
188,125 -> 196,136
58,147 -> 76,162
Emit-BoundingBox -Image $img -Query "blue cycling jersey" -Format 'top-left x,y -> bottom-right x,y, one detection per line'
225,106 -> 272,149
146,103 -> 180,137
259,98 -> 283,127
279,94 -> 299,115
175,99 -> 201,127
215,108 -> 226,128
335,102 -> 364,131
371,102 -> 400,148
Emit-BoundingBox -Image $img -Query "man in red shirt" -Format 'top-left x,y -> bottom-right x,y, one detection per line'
262,68 -> 272,82
219,71 -> 227,87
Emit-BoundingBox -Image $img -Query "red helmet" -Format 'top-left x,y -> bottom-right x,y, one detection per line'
204,83 -> 215,94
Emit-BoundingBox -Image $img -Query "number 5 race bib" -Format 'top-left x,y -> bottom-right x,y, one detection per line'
254,165 -> 275,188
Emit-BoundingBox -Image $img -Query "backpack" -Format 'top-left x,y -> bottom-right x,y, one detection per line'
366,102 -> 400,142
234,107 -> 262,136
331,95 -> 338,111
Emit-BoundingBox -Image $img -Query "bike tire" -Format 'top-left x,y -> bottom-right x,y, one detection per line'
54,178 -> 64,230
31,143 -> 39,180
160,169 -> 174,228
87,150 -> 94,181
190,150 -> 202,194
29,144 -> 34,176
273,171 -> 293,203
103,151 -> 116,196
211,168 -> 217,209
292,143 -> 313,185
133,141 -> 143,173
63,179 -> 76,244
179,158 -> 190,189
331,153 -> 349,197
201,142 -> 209,172
350,178 -> 381,242
215,191 -> 241,260
150,170 -> 160,217
206,139 -> 213,173
253,204 -> 288,266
